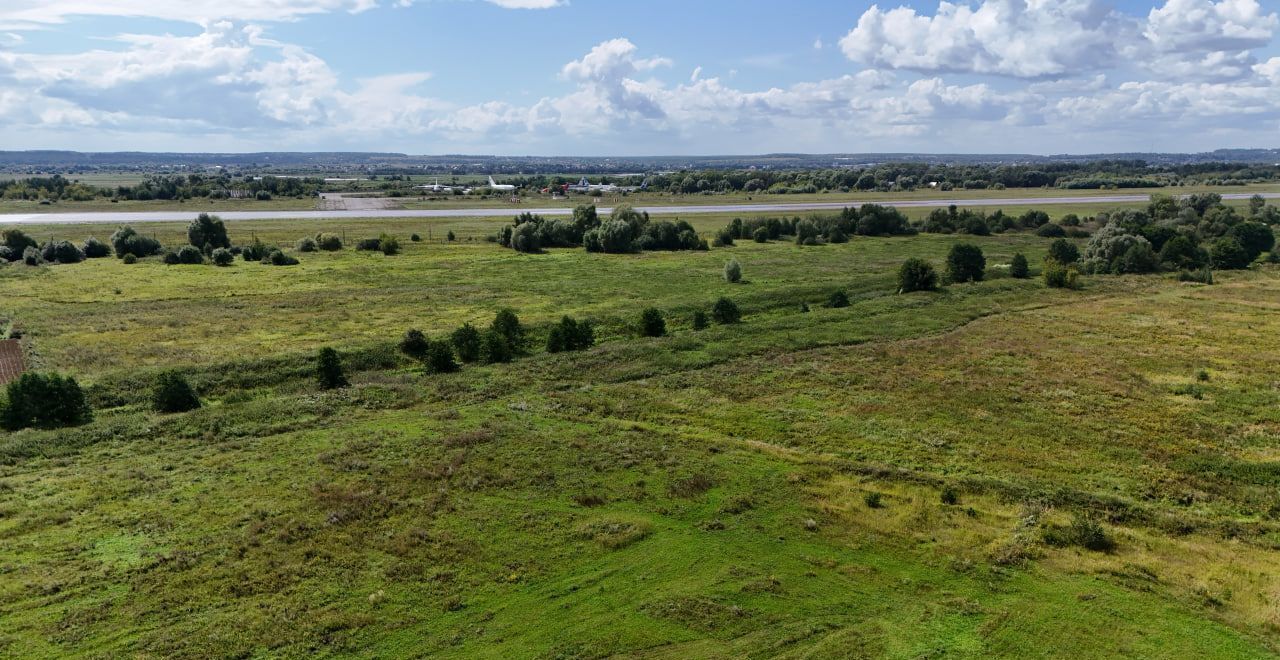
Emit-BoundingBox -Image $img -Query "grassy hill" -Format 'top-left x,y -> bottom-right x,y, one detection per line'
0,219 -> 1277,657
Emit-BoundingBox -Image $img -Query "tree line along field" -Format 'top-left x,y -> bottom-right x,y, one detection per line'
0,207 -> 1277,657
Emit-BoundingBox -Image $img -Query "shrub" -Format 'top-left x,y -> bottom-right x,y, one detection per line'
1046,514 -> 1115,552
863,492 -> 883,509
1043,259 -> 1081,289
447,230 -> 456,241
946,243 -> 986,283
1009,253 -> 1029,278
122,253 -> 138,265
1115,242 -> 1158,274
752,227 -> 768,243
491,309 -> 524,350
110,225 -> 162,259
1046,239 -> 1079,265
640,308 -> 666,337
723,259 -> 742,283
188,213 -> 230,249
22,246 -> 41,266
175,245 -> 204,264
315,233 -> 343,251
0,372 -> 92,431
82,237 -> 110,259
40,240 -> 85,264
480,330 -> 513,364
549,316 -> 594,352
940,486 -> 959,505
266,249 -> 299,266
827,227 -> 849,244
1159,234 -> 1208,270
898,258 -> 939,292
712,297 -> 741,324
1228,221 -> 1274,261
297,237 -> 318,252
583,220 -> 635,253
826,290 -> 850,308
1,229 -> 37,258
240,237 -> 270,261
152,372 -> 201,413
1178,267 -> 1214,284
0,246 -> 12,261
692,310 -> 708,330
1081,225 -> 1151,274
356,238 -> 383,251
450,323 -> 482,363
424,340 -> 459,374
211,247 -> 234,266
379,233 -> 401,256
1209,236 -> 1251,270
316,347 -> 349,389
410,233 -> 421,242
1035,223 -> 1067,238
400,329 -> 429,358
715,228 -> 735,247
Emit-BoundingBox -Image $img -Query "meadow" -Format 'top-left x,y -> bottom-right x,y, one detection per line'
0,210 -> 1277,658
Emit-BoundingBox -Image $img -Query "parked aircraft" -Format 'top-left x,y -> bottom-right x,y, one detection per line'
487,176 -> 516,193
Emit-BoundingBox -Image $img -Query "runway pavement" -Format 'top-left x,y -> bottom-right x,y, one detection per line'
0,192 -> 1275,225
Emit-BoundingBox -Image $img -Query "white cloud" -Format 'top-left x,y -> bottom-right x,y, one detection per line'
483,0 -> 567,8
1145,0 -> 1277,52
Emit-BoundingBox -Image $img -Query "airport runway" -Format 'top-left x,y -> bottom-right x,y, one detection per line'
0,192 -> 1275,225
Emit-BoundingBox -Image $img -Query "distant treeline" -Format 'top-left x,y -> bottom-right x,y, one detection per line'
0,174 -> 324,202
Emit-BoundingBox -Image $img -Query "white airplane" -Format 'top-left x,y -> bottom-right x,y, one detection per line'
487,176 -> 516,193
568,176 -> 621,193
414,177 -> 456,193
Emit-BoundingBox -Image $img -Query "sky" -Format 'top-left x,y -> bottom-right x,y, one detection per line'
0,0 -> 1277,155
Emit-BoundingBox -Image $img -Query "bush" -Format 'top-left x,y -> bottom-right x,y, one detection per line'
714,228 -> 735,247
826,290 -> 850,308
110,225 -> 162,259
723,259 -> 742,284
22,246 -> 41,266
1115,242 -> 1158,274
211,247 -> 234,266
240,238 -> 270,262
175,245 -> 204,264
712,297 -> 741,324
1009,253 -> 1029,278
82,237 -> 110,259
1045,514 -> 1115,552
410,233 -> 421,242
188,213 -> 230,250
491,309 -> 524,351
266,249 -> 299,266
480,330 -> 513,364
315,233 -> 343,251
946,243 -> 986,283
447,230 -> 456,242
122,253 -> 138,265
1081,225 -> 1151,274
1043,259 -> 1081,289
152,372 -> 201,413
356,238 -> 383,251
0,372 -> 92,431
0,246 -> 12,262
1046,239 -> 1079,264
898,258 -> 939,292
297,237 -> 318,252
400,329 -> 429,358
451,323 -> 482,363
1,229 -> 37,258
1209,236 -> 1252,270
940,486 -> 959,505
1178,267 -> 1214,284
1228,221 -> 1274,261
752,227 -> 768,243
640,308 -> 666,337
1159,234 -> 1208,270
1035,223 -> 1067,238
379,233 -> 401,255
547,316 -> 595,353
863,492 -> 883,508
692,310 -> 708,330
316,347 -> 348,389
40,240 -> 84,263
424,340 -> 459,374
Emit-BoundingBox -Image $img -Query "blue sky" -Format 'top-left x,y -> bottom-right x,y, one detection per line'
0,0 -> 1277,155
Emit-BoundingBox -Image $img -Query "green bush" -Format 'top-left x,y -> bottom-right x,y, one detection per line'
1228,221 -> 1274,261
400,329 -> 429,358
1209,236 -> 1251,270
940,486 -> 959,505
1159,235 -> 1208,270
491,309 -> 524,350
1009,253 -> 1029,278
175,245 -> 204,264
444,324 -> 479,363
946,243 -> 986,283
110,225 -> 162,259
424,340 -> 459,374
266,249 -> 299,266
826,290 -> 850,308
1045,514 -> 1115,552
712,297 -> 741,324
640,308 -> 666,337
480,330 -> 513,364
1,229 -> 37,258
1035,223 -> 1066,238
316,347 -> 348,389
546,316 -> 595,353
379,233 -> 401,255
241,238 -> 270,261
1047,239 -> 1079,265
410,233 -> 421,242
122,253 -> 138,265
22,246 -> 40,266
152,372 -> 201,413
1177,267 -> 1214,284
447,230 -> 456,241
211,247 -> 234,266
723,259 -> 742,283
40,240 -> 84,264
863,492 -> 883,509
752,227 -> 768,243
355,238 -> 383,251
0,372 -> 92,431
315,233 -> 343,251
188,213 -> 230,250
297,237 -> 318,252
692,310 -> 709,330
1043,259 -> 1081,289
898,258 -> 938,292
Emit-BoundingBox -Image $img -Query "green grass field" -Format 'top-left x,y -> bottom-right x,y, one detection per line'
0,214 -> 1277,658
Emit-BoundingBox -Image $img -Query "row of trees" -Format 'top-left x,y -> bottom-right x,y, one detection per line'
496,205 -> 708,254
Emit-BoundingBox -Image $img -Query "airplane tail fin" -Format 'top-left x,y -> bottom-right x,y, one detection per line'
639,178 -> 649,190
489,176 -> 497,186
579,177 -> 589,187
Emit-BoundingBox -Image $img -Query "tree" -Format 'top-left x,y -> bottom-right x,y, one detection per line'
712,297 -> 741,324
451,323 -> 482,363
315,233 -> 343,251
188,213 -> 230,249
1009,253 -> 1029,278
510,222 -> 542,253
0,372 -> 92,431
1209,236 -> 1252,270
110,225 -> 162,259
547,316 -> 594,353
583,220 -> 634,253
424,340 -> 459,374
491,309 -> 524,351
1047,239 -> 1080,265
1249,194 -> 1266,217
946,243 -> 986,283
211,247 -> 234,266
826,290 -> 850,308
400,329 -> 429,358
316,347 -> 348,389
1158,235 -> 1208,270
723,259 -> 742,283
898,258 -> 938,293
692,310 -> 709,330
82,237 -> 111,258
152,372 -> 201,413
752,227 -> 768,243
1043,260 -> 1081,289
175,245 -> 204,264
640,308 -> 666,337
379,233 -> 401,256
1115,242 -> 1158,274
1,229 -> 37,258
1228,221 -> 1274,261
480,330 -> 513,364
41,240 -> 84,263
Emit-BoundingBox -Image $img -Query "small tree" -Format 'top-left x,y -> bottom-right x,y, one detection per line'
110,225 -> 163,259
0,372 -> 92,431
692,310 -> 709,330
491,309 -> 523,350
640,308 -> 666,337
1047,238 -> 1080,264
1043,259 -> 1081,289
82,237 -> 111,258
176,245 -> 204,264
447,230 -> 456,241
266,249 -> 299,266
211,247 -> 234,266
379,233 -> 401,256
1209,236 -> 1251,270
317,347 -> 348,389
712,297 -> 741,324
297,237 -> 318,252
752,227 -> 769,243
41,240 -> 84,263
188,213 -> 230,250
451,323 -> 482,363
826,290 -> 850,308
424,340 -> 459,374
898,258 -> 938,292
1009,253 -> 1029,278
22,246 -> 41,266
315,233 -> 343,251
400,329 -> 429,358
946,243 -> 986,283
723,259 -> 742,283
480,330 -> 513,364
152,372 -> 201,413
